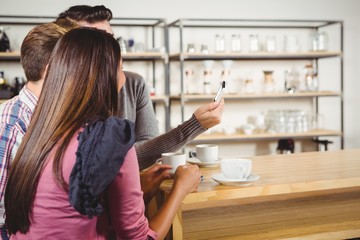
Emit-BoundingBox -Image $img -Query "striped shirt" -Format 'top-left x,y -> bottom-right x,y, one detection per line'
0,85 -> 37,227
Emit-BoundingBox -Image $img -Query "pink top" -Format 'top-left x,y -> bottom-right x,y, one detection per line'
12,134 -> 157,240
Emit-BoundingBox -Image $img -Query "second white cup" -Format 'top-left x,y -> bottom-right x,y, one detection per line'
195,144 -> 218,163
157,152 -> 186,173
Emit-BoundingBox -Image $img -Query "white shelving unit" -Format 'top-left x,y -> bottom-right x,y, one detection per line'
168,18 -> 344,151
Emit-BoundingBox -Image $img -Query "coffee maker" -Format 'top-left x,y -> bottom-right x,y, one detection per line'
276,138 -> 295,154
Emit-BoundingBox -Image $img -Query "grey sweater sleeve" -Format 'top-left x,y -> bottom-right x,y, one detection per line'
136,115 -> 207,170
119,71 -> 207,170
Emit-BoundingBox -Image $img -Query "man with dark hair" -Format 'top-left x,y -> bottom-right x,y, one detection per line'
58,5 -> 225,170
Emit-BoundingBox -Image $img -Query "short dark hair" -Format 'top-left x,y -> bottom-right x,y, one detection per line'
58,5 -> 113,23
20,19 -> 78,82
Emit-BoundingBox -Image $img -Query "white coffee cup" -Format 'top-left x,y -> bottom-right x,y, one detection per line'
157,152 -> 186,173
195,144 -> 218,163
221,158 -> 252,179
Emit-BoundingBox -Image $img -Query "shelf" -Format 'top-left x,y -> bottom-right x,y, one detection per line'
0,52 -> 167,61
169,51 -> 342,61
122,52 -> 167,61
0,52 -> 21,61
168,19 -> 342,29
0,15 -> 166,27
170,91 -> 340,102
150,95 -> 168,103
190,129 -> 342,144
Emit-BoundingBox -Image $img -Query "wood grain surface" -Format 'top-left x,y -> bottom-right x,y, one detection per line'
157,149 -> 360,239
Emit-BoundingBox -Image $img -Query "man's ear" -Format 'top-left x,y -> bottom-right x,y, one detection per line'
42,64 -> 49,80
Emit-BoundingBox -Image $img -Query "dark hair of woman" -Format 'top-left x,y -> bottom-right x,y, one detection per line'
5,27 -> 121,234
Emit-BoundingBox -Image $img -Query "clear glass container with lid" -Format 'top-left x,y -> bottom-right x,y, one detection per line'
249,34 -> 260,52
215,34 -> 225,52
231,34 -> 241,52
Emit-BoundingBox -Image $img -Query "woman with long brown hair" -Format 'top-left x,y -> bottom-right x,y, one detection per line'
5,27 -> 200,239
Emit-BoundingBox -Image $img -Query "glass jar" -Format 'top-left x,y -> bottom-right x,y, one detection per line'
200,44 -> 209,54
284,69 -> 300,93
309,31 -> 328,52
266,35 -> 276,52
249,34 -> 260,52
215,34 -> 225,52
263,70 -> 275,93
117,37 -> 127,54
309,31 -> 318,51
231,34 -> 241,52
317,32 -> 328,51
244,79 -> 255,94
187,43 -> 196,53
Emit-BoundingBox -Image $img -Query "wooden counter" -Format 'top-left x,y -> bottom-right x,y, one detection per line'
158,149 -> 360,239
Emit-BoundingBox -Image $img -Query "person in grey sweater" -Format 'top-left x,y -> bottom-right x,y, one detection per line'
57,5 -> 224,170
119,71 -> 222,169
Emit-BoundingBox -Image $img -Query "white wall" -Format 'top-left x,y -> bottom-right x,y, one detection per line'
1,0 -> 359,151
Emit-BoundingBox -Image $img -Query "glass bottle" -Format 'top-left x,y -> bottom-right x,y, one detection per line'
220,70 -> 231,94
304,64 -> 318,92
311,73 -> 319,91
203,70 -> 212,94
0,71 -> 6,86
0,71 -> 13,98
184,69 -> 194,94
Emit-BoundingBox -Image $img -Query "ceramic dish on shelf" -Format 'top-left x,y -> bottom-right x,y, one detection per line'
187,158 -> 220,167
212,173 -> 260,186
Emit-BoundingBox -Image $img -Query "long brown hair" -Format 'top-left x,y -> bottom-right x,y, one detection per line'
5,27 -> 121,234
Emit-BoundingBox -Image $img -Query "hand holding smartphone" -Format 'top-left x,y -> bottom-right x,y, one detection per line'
213,81 -> 226,103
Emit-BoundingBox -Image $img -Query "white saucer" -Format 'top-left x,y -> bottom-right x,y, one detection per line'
187,158 -> 220,167
212,173 -> 260,186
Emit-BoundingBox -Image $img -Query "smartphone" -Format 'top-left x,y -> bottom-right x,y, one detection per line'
213,81 -> 226,102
